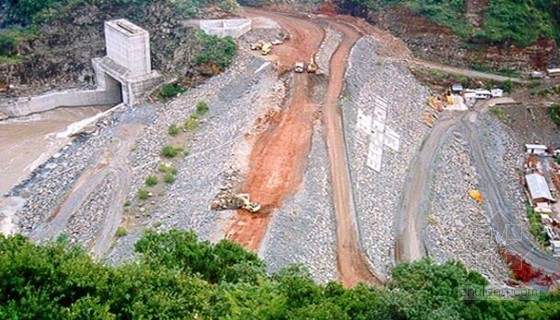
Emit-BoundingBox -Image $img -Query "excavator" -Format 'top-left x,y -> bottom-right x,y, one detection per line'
233,193 -> 261,213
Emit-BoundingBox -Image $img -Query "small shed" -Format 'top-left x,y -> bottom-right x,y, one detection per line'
451,83 -> 464,94
525,144 -> 548,155
525,173 -> 555,205
551,240 -> 560,255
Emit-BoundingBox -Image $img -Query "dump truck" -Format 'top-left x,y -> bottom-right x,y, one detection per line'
261,43 -> 272,56
306,57 -> 318,73
234,194 -> 261,213
294,62 -> 304,73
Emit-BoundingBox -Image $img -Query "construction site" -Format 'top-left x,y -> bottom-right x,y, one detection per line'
3,5 -> 560,291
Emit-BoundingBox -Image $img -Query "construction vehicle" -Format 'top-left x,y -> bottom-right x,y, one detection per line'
469,190 -> 484,202
306,57 -> 318,73
261,43 -> 272,56
234,193 -> 261,213
294,62 -> 304,73
250,41 -> 264,50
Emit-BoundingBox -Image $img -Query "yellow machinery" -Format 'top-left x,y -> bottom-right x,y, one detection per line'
306,57 -> 318,73
469,190 -> 484,202
234,194 -> 261,213
261,43 -> 272,56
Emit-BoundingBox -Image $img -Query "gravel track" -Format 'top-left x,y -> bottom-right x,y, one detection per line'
425,130 -> 510,285
260,123 -> 338,284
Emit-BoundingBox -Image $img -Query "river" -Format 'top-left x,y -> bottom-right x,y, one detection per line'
0,106 -> 109,235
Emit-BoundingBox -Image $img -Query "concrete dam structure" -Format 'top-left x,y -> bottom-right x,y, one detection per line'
199,19 -> 251,38
0,19 -> 162,118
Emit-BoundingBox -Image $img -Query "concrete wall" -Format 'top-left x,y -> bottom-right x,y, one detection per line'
105,19 -> 151,77
0,88 -> 121,117
0,19 -> 162,118
200,19 -> 251,38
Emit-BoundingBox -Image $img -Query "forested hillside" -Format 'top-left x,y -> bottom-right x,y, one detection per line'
1,230 -> 559,319
338,0 -> 560,46
0,0 -> 238,96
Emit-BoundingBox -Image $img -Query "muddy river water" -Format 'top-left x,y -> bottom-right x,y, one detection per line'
0,106 -> 109,234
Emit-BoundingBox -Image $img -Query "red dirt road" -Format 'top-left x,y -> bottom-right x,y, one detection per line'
225,11 -> 324,251
323,22 -> 381,286
225,10 -> 382,286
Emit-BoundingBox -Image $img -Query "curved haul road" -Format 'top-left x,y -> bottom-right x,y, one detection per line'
323,21 -> 381,286
395,114 -> 458,262
30,124 -> 139,259
396,105 -> 560,274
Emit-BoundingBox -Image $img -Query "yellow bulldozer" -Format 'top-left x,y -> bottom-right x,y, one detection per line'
233,193 -> 261,213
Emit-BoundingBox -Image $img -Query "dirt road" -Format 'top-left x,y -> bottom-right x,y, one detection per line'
395,114 -> 458,262
225,11 -> 324,251
225,11 -> 381,286
462,111 -> 560,275
396,101 -> 560,274
30,124 -> 140,258
322,21 -> 381,286
410,59 -> 529,84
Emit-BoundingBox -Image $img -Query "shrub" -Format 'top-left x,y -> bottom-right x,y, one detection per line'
161,145 -> 184,158
0,33 -> 18,57
196,101 -> 209,115
194,31 -> 237,71
502,80 -> 513,93
158,83 -> 185,102
157,163 -> 169,172
549,104 -> 560,126
164,172 -> 176,184
184,116 -> 199,131
116,226 -> 128,238
137,188 -> 149,200
168,124 -> 179,136
124,200 -> 131,207
489,107 -> 506,121
145,175 -> 158,187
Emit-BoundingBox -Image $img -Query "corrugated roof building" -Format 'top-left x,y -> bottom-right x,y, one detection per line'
525,173 -> 555,205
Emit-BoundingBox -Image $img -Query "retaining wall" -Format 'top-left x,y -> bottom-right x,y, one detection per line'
200,19 -> 251,38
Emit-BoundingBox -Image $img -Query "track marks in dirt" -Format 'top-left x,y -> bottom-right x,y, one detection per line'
323,22 -> 381,286
225,11 -> 324,251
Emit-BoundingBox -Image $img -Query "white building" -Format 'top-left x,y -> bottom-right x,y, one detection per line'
525,144 -> 548,155
525,173 -> 555,205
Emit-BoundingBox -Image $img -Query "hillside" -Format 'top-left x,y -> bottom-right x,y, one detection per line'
0,0 -> 237,97
337,0 -> 560,71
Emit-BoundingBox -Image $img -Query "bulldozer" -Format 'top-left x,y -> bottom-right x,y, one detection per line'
261,43 -> 272,56
233,193 -> 261,213
306,57 -> 318,73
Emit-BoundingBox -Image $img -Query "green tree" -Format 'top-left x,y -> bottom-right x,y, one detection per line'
134,229 -> 266,284
194,31 -> 237,72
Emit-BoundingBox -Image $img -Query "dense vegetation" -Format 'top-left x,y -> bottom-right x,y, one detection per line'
340,0 -> 560,46
1,230 -> 559,319
2,0 -> 237,26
